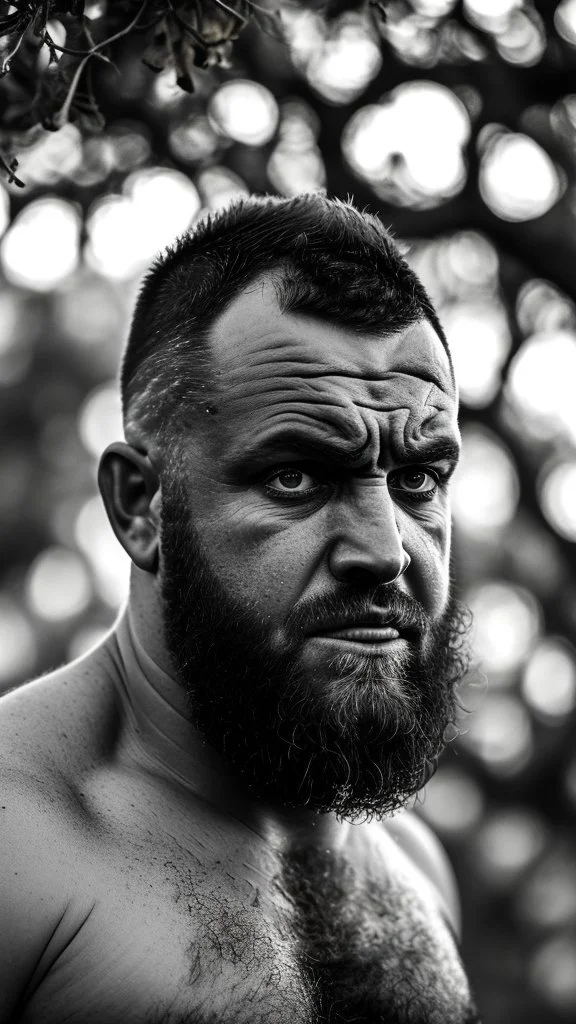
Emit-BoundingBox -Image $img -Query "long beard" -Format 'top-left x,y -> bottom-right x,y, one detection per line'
159,475 -> 471,821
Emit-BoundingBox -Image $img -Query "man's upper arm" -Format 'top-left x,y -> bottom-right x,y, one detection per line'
384,810 -> 461,938
0,766 -> 72,1022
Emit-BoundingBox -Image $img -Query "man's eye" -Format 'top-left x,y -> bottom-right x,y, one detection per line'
390,468 -> 438,496
265,468 -> 319,494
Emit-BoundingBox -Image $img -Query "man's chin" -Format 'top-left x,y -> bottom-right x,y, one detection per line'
188,670 -> 439,823
293,641 -> 417,721
219,733 -> 433,823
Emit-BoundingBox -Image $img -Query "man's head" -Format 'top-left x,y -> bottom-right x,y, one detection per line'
120,193 -> 451,446
101,194 -> 469,822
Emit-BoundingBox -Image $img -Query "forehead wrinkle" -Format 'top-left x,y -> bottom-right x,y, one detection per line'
217,372 -> 457,466
387,388 -> 458,465
225,400 -> 372,465
220,357 -> 452,395
216,329 -> 453,394
224,397 -> 457,473
220,367 -> 451,413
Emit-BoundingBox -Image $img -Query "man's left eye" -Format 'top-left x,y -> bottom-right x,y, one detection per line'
265,469 -> 319,493
391,468 -> 438,494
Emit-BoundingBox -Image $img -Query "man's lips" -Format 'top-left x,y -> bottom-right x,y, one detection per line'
315,626 -> 401,643
304,606 -> 423,644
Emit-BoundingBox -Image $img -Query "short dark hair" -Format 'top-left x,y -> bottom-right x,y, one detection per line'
121,193 -> 450,445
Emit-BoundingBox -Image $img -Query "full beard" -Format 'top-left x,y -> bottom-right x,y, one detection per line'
159,475 -> 471,822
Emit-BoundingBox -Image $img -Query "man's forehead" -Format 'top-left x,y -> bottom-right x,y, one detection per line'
208,276 -> 454,396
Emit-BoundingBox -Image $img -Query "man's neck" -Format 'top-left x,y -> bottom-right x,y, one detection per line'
107,606 -> 350,853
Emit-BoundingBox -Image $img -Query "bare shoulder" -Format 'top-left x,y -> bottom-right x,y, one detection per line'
0,646 -> 121,1021
381,809 -> 461,937
0,639 -> 120,869
0,639 -> 119,781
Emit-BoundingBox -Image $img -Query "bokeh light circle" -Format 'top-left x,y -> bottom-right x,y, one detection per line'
467,581 -> 541,675
1,198 -> 80,291
343,82 -> 470,206
475,809 -> 547,886
539,461 -> 576,541
458,692 -> 533,773
25,547 -> 92,622
75,497 -> 130,608
443,302 -> 511,407
78,384 -> 124,460
0,184 -> 9,238
208,80 -> 279,146
268,101 -> 326,196
522,638 -> 576,721
86,168 -> 201,280
464,0 -> 523,31
196,166 -> 250,212
479,130 -> 562,221
412,0 -> 456,14
506,330 -> 576,444
530,935 -> 576,1013
444,231 -> 499,290
306,21 -> 382,104
452,427 -> 519,534
555,0 -> 576,47
496,9 -> 546,67
519,853 -> 576,930
0,596 -> 37,682
418,765 -> 485,835
516,279 -> 575,336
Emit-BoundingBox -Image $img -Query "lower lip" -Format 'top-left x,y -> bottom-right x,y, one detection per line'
310,628 -> 406,654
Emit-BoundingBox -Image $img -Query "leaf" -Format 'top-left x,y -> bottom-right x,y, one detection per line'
249,4 -> 284,43
142,18 -> 173,72
174,33 -> 197,89
0,150 -> 25,186
75,103 -> 105,132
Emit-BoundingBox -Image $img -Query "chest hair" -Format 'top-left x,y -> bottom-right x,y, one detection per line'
280,844 -> 482,1024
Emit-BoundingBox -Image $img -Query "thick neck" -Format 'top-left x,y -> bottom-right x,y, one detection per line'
107,607 -> 350,852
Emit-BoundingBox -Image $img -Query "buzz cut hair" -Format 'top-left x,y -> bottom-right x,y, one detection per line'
121,192 -> 450,446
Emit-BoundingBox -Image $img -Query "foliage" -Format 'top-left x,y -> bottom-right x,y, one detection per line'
0,0 -> 388,183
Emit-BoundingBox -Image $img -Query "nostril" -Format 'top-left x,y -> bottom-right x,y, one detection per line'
329,548 -> 409,587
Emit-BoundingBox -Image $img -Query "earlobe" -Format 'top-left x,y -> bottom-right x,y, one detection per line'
98,442 -> 160,573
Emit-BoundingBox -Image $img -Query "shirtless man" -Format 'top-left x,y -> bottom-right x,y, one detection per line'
1,194 -> 480,1024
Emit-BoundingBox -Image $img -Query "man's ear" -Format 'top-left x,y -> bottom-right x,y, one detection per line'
98,442 -> 161,574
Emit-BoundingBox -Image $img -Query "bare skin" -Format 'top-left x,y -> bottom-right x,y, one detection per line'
0,279 -> 478,1023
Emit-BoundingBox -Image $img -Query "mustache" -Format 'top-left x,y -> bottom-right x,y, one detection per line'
284,583 -> 429,640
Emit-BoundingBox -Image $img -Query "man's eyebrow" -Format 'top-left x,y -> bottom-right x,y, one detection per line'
401,439 -> 461,465
230,433 -> 460,468
229,433 -> 365,468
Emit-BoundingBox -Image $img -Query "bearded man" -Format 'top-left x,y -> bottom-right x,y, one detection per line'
0,194 -> 479,1024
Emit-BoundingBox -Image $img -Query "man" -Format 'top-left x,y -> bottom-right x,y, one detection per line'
0,194 -> 478,1023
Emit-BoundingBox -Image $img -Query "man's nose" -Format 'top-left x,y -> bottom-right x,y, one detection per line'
328,479 -> 410,586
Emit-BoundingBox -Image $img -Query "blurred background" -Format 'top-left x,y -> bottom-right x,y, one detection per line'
1,1 -> 576,1020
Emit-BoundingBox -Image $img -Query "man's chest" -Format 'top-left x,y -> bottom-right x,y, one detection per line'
24,831 -> 478,1024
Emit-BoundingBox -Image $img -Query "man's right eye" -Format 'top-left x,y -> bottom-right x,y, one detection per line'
264,468 -> 321,495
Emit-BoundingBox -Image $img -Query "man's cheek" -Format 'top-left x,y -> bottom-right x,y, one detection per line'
200,529 -> 308,619
420,554 -> 451,617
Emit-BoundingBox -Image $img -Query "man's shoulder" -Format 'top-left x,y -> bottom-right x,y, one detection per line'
0,647 -> 128,1016
0,643 -> 118,783
0,672 -> 104,1024
0,652 -> 110,850
381,809 -> 461,937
